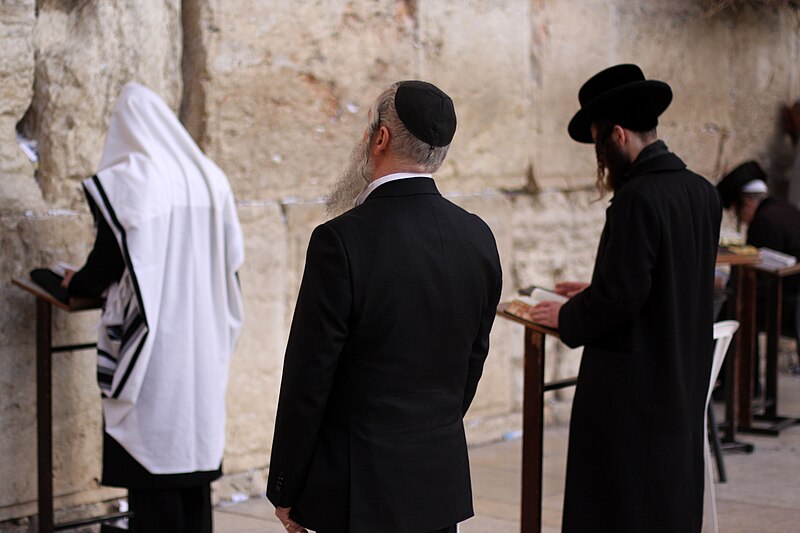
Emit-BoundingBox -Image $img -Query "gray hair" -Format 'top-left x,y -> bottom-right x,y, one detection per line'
368,82 -> 450,173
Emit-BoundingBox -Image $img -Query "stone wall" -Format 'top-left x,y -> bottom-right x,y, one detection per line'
1,0 -> 799,523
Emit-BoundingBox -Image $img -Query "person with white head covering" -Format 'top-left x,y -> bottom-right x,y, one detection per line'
63,82 -> 245,532
717,160 -> 800,383
717,160 -> 773,228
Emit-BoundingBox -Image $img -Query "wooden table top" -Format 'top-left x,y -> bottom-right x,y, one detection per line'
11,277 -> 103,312
496,302 -> 560,338
716,248 -> 762,266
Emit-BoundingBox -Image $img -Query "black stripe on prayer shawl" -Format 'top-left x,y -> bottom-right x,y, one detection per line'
122,311 -> 145,345
97,349 -> 116,392
90,175 -> 149,400
97,348 -> 117,361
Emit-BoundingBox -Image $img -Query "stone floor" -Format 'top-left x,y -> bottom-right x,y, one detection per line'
213,372 -> 800,532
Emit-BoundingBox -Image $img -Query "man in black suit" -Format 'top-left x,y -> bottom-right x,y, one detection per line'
530,65 -> 722,532
267,81 -> 502,533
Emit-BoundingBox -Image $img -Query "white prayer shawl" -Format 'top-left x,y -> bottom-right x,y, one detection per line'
84,82 -> 245,474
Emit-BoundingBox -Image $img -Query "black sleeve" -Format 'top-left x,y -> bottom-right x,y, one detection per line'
266,223 -> 352,508
462,226 -> 503,415
68,199 -> 125,298
559,189 -> 659,348
746,210 -> 785,253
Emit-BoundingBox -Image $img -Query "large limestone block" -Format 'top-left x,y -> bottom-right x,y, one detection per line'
509,190 -> 605,413
613,3 -> 800,179
615,3 -> 735,122
451,193 -> 516,420
282,200 -> 329,320
0,0 -> 44,215
0,211 -> 117,520
611,4 -> 735,178
725,7 -> 800,173
22,0 -> 182,208
512,190 -> 605,289
225,202 -> 289,472
239,200 -> 326,464
660,126 -> 727,182
527,0 -> 617,189
417,0 -> 530,192
194,0 -> 417,200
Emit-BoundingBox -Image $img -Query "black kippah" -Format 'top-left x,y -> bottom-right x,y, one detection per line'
394,81 -> 456,147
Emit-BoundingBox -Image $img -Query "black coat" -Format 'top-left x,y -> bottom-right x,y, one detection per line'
267,177 -> 502,532
747,196 -> 800,315
558,142 -> 722,533
747,196 -> 800,260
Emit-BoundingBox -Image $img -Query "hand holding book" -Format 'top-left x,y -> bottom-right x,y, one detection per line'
29,262 -> 80,304
507,282 -> 588,328
528,299 -> 563,328
554,281 -> 589,298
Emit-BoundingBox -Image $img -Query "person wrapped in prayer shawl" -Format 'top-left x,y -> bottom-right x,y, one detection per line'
62,82 -> 245,533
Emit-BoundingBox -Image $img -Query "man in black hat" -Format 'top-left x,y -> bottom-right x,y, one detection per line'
530,64 -> 722,532
717,160 -> 800,370
266,81 -> 502,533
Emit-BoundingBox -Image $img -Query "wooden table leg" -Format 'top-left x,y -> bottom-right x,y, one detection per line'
36,298 -> 54,533
764,275 -> 782,419
521,328 -> 545,533
746,271 -> 800,434
736,267 -> 757,430
720,266 -> 755,453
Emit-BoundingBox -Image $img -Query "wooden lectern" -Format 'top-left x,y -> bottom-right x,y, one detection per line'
715,251 -> 760,454
739,262 -> 800,435
11,277 -> 130,532
496,303 -> 575,533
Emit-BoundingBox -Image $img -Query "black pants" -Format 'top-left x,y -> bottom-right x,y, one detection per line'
128,484 -> 212,533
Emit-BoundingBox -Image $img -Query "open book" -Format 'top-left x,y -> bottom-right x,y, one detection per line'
758,247 -> 797,269
505,286 -> 568,324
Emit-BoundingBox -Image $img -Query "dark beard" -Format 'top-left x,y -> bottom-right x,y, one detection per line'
596,136 -> 632,193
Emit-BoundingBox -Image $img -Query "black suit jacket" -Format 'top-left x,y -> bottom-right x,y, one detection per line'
267,177 -> 502,532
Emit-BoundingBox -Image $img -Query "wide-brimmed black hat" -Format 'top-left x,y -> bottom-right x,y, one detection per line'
395,80 -> 456,147
716,161 -> 767,208
568,64 -> 673,143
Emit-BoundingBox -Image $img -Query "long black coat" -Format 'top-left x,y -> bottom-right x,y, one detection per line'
267,177 -> 502,532
747,197 -> 800,328
747,196 -> 800,260
559,143 -> 722,533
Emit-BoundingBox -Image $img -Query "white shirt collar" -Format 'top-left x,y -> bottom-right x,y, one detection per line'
355,172 -> 433,206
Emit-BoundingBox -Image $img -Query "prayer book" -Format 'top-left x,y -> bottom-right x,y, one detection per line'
505,286 -> 568,324
28,263 -> 78,304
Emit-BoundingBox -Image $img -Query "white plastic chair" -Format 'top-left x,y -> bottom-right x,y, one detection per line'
703,320 -> 739,533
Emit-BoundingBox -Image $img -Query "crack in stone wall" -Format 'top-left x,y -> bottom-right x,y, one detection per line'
13,0 -> 183,208
179,0 -> 209,147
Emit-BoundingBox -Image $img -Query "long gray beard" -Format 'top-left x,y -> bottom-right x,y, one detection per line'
325,140 -> 372,217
